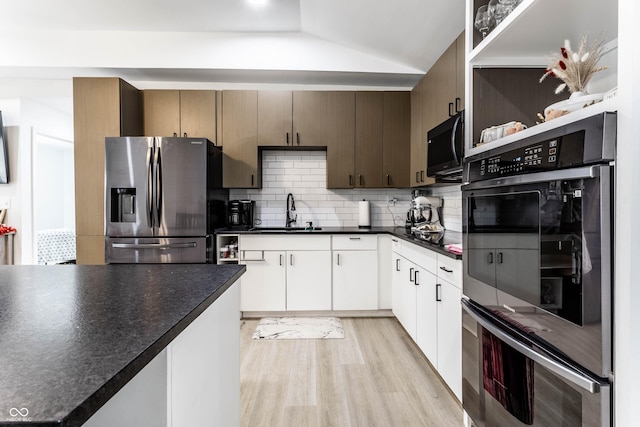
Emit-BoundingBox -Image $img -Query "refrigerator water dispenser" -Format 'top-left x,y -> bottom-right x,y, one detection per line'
111,188 -> 136,223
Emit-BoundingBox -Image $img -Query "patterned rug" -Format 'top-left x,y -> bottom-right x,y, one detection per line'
252,317 -> 345,339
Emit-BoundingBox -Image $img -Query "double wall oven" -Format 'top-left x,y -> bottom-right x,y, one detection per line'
461,112 -> 616,427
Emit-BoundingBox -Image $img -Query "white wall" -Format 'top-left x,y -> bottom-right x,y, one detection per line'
229,150 -> 463,232
0,95 -> 74,264
613,0 -> 640,425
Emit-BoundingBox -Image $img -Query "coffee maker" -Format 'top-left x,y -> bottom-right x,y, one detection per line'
226,200 -> 255,229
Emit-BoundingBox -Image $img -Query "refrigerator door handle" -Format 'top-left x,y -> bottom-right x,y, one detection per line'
146,146 -> 154,228
153,144 -> 163,228
461,299 -> 603,394
112,242 -> 198,249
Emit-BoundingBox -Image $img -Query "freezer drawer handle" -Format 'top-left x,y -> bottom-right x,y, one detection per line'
112,242 -> 198,250
461,299 -> 604,394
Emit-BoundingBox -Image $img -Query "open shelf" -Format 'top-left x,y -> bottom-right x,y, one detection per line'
470,0 -> 619,66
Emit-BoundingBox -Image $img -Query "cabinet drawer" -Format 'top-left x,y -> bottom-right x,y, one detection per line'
402,241 -> 437,273
239,235 -> 331,251
332,235 -> 377,250
241,250 -> 264,261
437,254 -> 462,290
390,237 -> 402,254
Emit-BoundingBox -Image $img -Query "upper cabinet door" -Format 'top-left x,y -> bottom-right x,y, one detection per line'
292,91 -> 346,147
383,92 -> 410,188
143,90 -> 181,137
324,92 -> 356,189
258,91 -> 293,146
355,92 -> 383,188
221,91 -> 260,189
179,90 -> 216,142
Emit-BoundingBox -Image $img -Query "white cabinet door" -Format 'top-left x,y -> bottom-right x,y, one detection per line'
391,252 -> 404,320
397,258 -> 418,340
415,265 -> 437,365
333,250 -> 378,310
286,250 -> 332,310
436,278 -> 462,401
240,251 -> 286,311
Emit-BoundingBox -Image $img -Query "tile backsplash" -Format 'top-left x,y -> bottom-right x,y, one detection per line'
229,150 -> 462,232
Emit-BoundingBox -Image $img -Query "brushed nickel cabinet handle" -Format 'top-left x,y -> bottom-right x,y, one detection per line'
414,270 -> 419,286
396,258 -> 400,271
439,266 -> 453,273
409,267 -> 414,282
436,283 -> 442,301
280,254 -> 283,266
448,102 -> 454,117
290,254 -> 293,266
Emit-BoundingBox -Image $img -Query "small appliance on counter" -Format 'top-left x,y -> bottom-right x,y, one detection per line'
226,200 -> 255,230
406,195 -> 444,240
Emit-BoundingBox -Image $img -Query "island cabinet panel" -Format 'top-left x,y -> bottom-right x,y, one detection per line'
143,90 -> 217,141
73,77 -> 142,264
355,92 -> 383,188
83,280 -> 241,427
257,90 -> 294,146
221,90 -> 260,188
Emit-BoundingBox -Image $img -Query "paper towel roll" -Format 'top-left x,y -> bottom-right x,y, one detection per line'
358,200 -> 371,228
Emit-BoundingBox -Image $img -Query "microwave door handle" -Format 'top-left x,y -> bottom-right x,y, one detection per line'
461,299 -> 604,394
451,114 -> 461,165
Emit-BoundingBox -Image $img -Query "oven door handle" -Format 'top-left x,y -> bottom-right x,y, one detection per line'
461,298 -> 604,394
462,165 -> 604,191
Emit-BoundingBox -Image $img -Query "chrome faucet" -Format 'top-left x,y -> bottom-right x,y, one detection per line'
286,193 -> 297,228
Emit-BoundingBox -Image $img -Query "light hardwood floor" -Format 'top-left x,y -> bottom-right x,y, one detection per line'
240,317 -> 463,427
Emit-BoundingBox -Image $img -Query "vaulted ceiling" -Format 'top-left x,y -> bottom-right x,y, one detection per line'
0,0 -> 465,88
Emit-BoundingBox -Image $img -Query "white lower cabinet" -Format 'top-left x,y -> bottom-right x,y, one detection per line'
238,235 -> 331,312
333,250 -> 378,310
436,275 -> 462,400
287,250 -> 332,310
392,239 -> 462,401
240,251 -> 286,311
332,235 -> 378,310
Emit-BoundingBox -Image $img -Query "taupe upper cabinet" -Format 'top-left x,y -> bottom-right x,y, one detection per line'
355,92 -> 383,188
73,77 -> 142,264
321,92 -> 356,189
257,91 -> 293,146
143,90 -> 216,141
354,91 -> 410,188
411,31 -> 465,187
382,92 -> 410,188
293,91 -> 351,148
221,91 -> 259,189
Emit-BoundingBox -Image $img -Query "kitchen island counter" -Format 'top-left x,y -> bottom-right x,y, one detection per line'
0,263 -> 245,426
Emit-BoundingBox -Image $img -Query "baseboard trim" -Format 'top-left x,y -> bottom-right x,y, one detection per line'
241,309 -> 394,319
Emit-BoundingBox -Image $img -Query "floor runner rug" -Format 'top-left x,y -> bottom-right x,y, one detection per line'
252,317 -> 345,339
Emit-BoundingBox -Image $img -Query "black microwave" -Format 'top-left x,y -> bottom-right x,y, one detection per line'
427,110 -> 464,179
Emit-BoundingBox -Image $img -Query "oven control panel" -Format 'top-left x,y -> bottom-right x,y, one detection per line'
467,131 -> 585,181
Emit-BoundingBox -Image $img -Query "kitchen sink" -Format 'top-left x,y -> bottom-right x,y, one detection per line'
249,227 -> 323,232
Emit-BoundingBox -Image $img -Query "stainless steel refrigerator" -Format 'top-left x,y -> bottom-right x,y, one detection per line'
105,136 -> 227,263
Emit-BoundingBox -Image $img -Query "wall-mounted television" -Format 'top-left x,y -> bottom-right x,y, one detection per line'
0,111 -> 9,184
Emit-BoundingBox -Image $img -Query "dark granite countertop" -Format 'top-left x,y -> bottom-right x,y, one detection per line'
216,226 -> 462,260
0,264 -> 245,426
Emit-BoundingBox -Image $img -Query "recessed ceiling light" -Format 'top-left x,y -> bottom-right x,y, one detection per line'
247,0 -> 268,8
